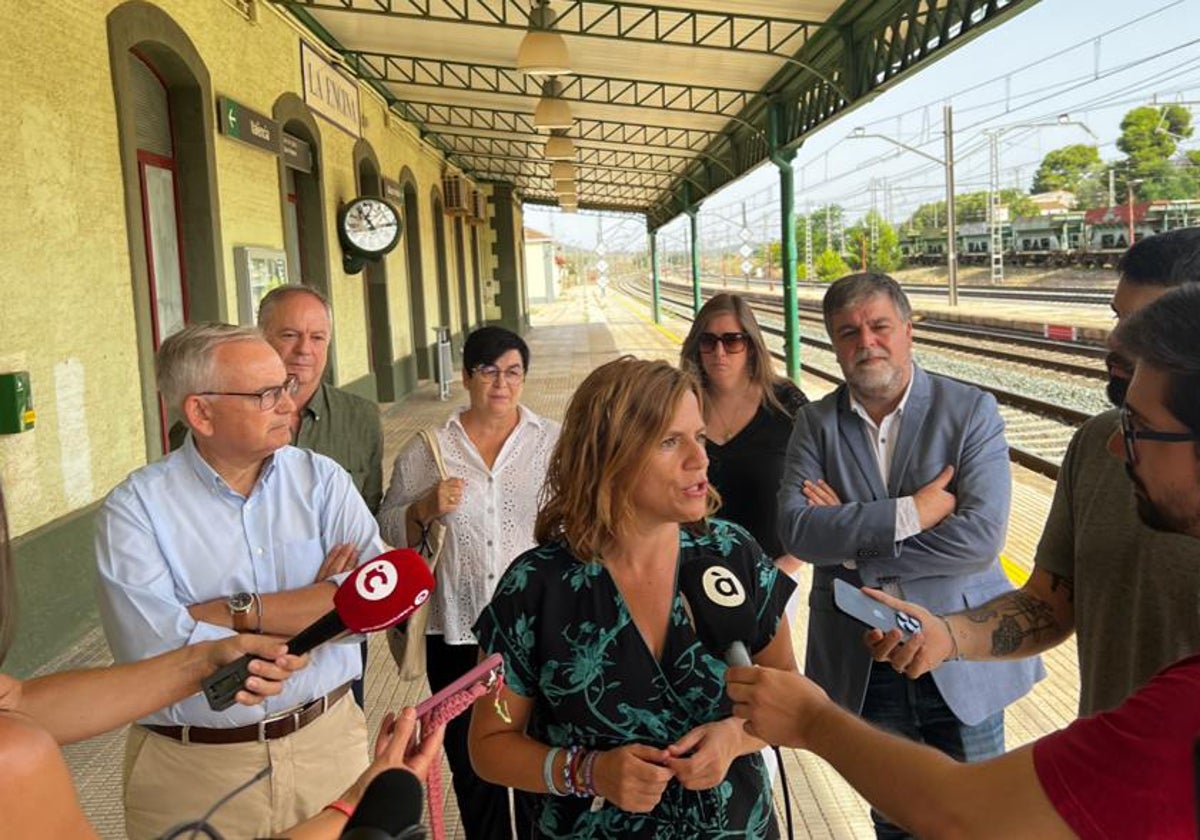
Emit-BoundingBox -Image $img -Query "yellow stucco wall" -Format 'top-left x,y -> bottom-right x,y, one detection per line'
0,0 -> 499,536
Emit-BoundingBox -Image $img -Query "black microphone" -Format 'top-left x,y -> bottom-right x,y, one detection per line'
203,549 -> 435,711
340,769 -> 426,839
678,560 -> 757,666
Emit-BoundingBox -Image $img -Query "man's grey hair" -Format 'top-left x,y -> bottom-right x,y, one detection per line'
822,272 -> 913,335
257,284 -> 332,329
156,322 -> 264,413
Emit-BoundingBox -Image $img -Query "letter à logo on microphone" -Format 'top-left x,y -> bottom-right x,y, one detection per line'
414,588 -> 430,606
356,559 -> 399,601
701,565 -> 746,608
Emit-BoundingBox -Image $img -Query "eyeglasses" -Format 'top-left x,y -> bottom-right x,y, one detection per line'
197,374 -> 300,411
697,332 -> 749,354
1119,406 -> 1196,466
473,364 -> 526,385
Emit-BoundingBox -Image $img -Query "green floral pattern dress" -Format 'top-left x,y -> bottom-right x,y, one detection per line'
473,518 -> 795,838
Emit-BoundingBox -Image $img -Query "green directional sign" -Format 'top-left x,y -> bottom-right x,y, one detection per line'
217,96 -> 280,155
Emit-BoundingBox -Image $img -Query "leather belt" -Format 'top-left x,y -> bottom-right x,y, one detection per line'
144,683 -> 350,745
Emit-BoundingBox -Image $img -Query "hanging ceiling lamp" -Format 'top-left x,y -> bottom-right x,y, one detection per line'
517,0 -> 572,76
544,131 -> 576,160
533,77 -> 573,130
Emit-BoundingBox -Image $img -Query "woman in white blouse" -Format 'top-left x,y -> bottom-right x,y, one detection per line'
378,325 -> 560,840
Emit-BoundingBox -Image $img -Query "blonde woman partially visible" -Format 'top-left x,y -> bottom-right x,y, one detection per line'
680,294 -> 808,588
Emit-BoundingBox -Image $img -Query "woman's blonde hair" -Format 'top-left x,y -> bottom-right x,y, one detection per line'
679,293 -> 788,415
535,356 -> 719,559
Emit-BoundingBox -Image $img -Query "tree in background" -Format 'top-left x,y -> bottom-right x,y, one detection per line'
782,204 -> 847,280
1118,105 -> 1192,176
1114,105 -> 1199,200
1031,144 -> 1107,204
814,248 -> 850,283
906,189 -> 1038,229
845,210 -> 902,273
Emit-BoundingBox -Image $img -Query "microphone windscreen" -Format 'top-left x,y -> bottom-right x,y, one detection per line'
335,548 -> 435,633
678,560 -> 757,656
342,768 -> 424,837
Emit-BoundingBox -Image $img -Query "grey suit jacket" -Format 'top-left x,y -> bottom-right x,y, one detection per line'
777,365 -> 1043,725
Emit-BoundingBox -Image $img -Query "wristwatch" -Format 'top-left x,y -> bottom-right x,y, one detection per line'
228,591 -> 255,632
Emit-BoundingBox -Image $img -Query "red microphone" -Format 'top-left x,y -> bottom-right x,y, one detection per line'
202,548 -> 434,711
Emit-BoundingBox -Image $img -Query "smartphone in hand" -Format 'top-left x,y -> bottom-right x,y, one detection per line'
833,579 -> 922,639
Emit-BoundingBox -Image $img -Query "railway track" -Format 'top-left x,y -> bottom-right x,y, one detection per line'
624,280 -> 1100,481
681,275 -> 1115,306
658,279 -> 1107,385
798,280 -> 1114,307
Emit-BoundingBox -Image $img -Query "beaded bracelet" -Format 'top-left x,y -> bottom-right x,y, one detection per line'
562,745 -> 582,797
581,749 -> 600,797
543,747 -> 565,796
570,746 -> 588,795
323,799 -> 355,819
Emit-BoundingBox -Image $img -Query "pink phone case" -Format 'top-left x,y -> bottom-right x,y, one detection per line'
415,652 -> 505,720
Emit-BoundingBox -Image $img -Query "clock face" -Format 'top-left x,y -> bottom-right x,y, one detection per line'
340,198 -> 401,256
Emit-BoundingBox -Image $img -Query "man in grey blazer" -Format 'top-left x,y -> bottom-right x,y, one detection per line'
777,272 -> 1043,840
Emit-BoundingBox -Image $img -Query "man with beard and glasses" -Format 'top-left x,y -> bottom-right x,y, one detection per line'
862,227 -> 1200,719
777,273 -> 1042,840
730,283 -> 1200,840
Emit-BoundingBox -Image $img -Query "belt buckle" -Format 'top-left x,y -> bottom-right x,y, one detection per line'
258,703 -> 305,742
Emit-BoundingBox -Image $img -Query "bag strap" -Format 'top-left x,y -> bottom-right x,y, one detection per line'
418,428 -> 449,480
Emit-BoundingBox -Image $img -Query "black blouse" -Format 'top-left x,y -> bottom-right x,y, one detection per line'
705,380 -> 808,558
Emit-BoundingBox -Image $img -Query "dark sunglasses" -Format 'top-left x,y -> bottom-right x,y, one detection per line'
697,332 -> 749,354
1120,406 -> 1197,466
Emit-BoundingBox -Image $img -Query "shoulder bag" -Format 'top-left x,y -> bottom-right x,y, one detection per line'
387,428 -> 448,681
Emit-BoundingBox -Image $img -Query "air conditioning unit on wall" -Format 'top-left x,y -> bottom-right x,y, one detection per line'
442,173 -> 470,216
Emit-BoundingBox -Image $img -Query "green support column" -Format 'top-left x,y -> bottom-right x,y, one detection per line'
687,208 -> 701,313
770,102 -> 802,382
681,183 -> 702,313
649,225 -> 662,324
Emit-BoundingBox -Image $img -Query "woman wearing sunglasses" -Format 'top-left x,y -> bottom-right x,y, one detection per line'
378,325 -> 560,840
680,294 -> 809,599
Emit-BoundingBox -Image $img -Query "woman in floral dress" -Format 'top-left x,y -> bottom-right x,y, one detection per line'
469,357 -> 797,839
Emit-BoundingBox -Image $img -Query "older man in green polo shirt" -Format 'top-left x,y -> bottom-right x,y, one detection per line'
258,284 -> 384,709
257,285 -> 383,513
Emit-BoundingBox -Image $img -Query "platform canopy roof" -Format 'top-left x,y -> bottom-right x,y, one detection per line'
278,0 -> 1040,229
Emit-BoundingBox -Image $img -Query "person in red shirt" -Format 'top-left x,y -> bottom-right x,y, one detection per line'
728,282 -> 1200,840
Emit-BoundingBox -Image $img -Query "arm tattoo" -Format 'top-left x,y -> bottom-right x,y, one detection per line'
962,591 -> 1062,658
1047,572 -> 1075,603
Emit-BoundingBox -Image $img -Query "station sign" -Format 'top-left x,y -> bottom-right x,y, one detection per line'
281,132 -> 313,173
302,41 -> 362,137
217,96 -> 280,155
382,178 -> 403,204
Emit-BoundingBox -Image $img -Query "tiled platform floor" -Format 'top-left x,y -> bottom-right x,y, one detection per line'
60,284 -> 1079,838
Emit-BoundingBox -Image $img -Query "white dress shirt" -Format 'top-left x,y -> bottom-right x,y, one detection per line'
844,369 -> 921,568
377,405 -> 560,645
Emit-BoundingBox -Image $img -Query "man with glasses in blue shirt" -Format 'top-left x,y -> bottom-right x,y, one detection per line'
95,323 -> 384,840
